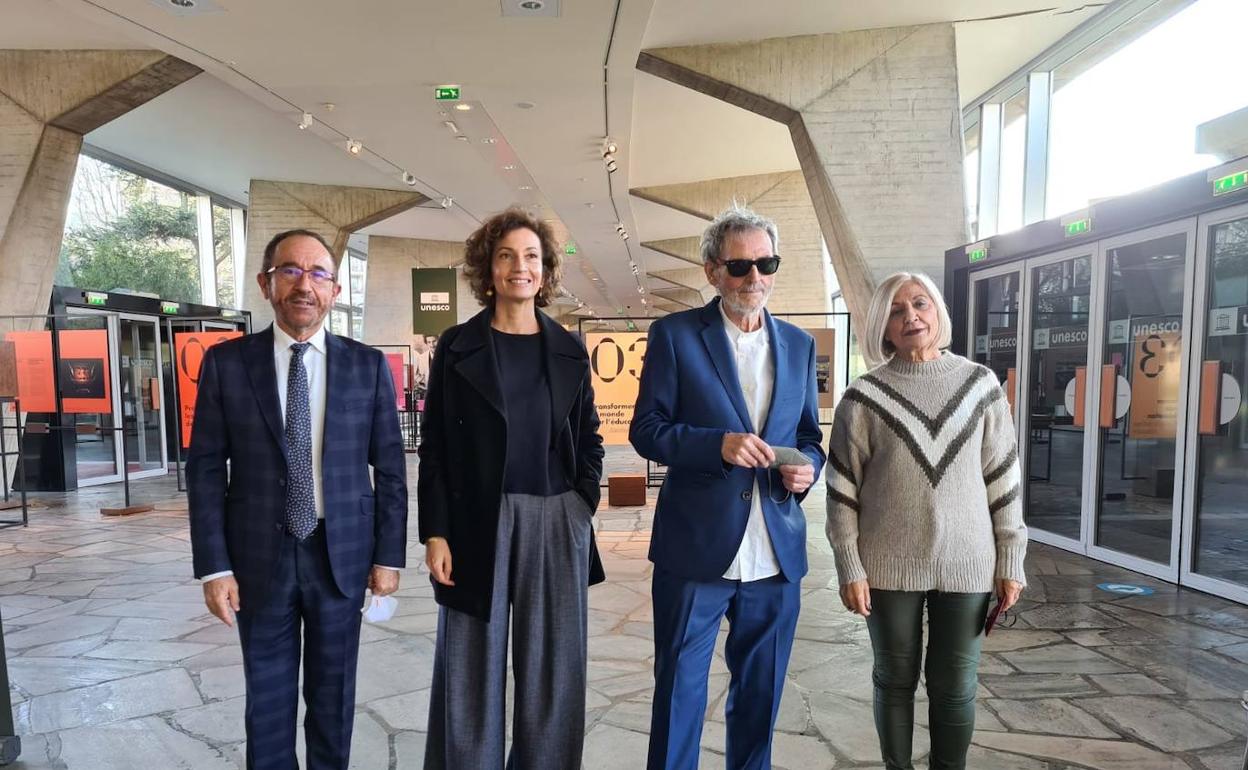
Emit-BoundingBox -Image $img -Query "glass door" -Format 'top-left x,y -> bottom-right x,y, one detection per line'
970,266 -> 1024,425
1017,248 -> 1097,550
63,312 -> 121,487
1181,203 -> 1248,603
118,314 -> 167,480
1087,222 -> 1196,581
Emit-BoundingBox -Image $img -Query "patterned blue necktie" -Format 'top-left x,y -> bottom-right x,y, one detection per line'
284,342 -> 316,539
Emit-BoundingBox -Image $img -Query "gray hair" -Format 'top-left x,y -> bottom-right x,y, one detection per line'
862,272 -> 953,368
699,204 -> 779,265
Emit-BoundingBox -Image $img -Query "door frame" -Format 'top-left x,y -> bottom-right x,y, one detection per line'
1014,243 -> 1102,555
1178,201 -> 1248,605
116,311 -> 168,481
967,262 -> 1027,441
1083,218 -> 1198,584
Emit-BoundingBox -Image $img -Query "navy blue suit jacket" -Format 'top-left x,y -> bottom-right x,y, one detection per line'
187,326 -> 408,607
629,299 -> 825,583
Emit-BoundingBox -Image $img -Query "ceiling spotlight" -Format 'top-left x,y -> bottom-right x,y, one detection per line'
519,185 -> 532,191
346,139 -> 362,155
503,164 -> 516,171
640,297 -> 648,305
455,135 -> 469,142
637,286 -> 646,294
402,172 -> 418,186
454,103 -> 472,111
298,112 -> 312,130
603,138 -> 618,155
481,137 -> 496,144
440,196 -> 454,209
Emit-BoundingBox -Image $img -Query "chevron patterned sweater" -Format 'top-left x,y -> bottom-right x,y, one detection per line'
824,352 -> 1027,592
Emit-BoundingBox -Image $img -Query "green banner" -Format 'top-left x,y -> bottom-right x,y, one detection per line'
411,269 -> 458,336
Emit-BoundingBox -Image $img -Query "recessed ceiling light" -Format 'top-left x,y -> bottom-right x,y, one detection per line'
519,185 -> 532,190
503,164 -> 516,171
481,138 -> 496,144
455,136 -> 469,141
516,101 -> 535,110
346,139 -> 362,155
454,103 -> 472,111
519,0 -> 544,9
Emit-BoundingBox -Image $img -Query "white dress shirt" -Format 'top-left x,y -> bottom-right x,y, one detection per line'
201,323 -> 395,582
719,303 -> 781,582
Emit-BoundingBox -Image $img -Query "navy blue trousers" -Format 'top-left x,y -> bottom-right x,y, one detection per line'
236,524 -> 365,770
648,567 -> 801,770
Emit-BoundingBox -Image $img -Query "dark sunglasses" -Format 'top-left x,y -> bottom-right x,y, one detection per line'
715,256 -> 781,278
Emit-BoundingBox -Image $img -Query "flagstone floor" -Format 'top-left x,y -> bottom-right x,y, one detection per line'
3,454 -> 1248,769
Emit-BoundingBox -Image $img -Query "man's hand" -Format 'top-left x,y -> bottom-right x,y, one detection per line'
369,567 -> 400,596
778,463 -> 815,494
425,537 -> 455,586
203,575 -> 241,627
721,433 -> 775,468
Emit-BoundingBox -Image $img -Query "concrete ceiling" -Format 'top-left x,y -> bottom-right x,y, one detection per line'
2,0 -> 1107,317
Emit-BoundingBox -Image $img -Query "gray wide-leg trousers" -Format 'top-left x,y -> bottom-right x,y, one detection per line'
425,490 -> 593,770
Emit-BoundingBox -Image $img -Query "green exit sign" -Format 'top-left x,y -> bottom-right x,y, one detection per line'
1213,170 -> 1247,196
564,242 -> 577,255
85,292 -> 107,306
1064,218 -> 1092,237
434,86 -> 461,101
968,248 -> 988,263
161,301 -> 179,314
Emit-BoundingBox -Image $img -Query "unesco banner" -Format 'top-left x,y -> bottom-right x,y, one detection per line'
411,268 -> 458,337
585,331 -> 647,445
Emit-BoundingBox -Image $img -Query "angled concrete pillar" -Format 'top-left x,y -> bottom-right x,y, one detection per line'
242,181 -> 427,328
0,51 -> 201,321
639,23 -> 969,326
633,171 -> 833,314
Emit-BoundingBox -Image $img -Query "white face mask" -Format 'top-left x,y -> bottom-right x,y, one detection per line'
361,594 -> 398,623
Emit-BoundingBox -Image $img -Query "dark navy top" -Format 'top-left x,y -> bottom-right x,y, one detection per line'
492,329 -> 568,496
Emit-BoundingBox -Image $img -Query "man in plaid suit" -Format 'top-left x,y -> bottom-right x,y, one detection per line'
188,229 -> 408,770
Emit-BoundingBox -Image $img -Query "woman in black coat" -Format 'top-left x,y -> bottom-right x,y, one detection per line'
419,208 -> 604,770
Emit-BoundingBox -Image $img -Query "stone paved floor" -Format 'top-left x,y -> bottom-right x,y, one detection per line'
3,461 -> 1248,769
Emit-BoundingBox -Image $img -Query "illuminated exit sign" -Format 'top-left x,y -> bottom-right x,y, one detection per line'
85,292 -> 107,306
968,247 -> 988,263
161,301 -> 179,314
1213,170 -> 1247,196
1064,218 -> 1091,237
434,86 -> 461,101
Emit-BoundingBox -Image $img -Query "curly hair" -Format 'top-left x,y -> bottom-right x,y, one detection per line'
462,208 -> 562,308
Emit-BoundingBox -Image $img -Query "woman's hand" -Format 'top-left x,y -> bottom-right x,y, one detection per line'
995,578 -> 1023,613
840,579 -> 871,616
425,537 -> 455,586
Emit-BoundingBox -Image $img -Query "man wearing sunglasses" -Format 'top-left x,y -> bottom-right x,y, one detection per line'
187,229 -> 408,769
631,205 -> 825,770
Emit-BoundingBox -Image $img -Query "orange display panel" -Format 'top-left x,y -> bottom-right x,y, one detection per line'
175,331 -> 243,448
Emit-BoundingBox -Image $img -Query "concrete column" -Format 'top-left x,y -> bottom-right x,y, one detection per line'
0,51 -> 201,321
638,23 -> 969,327
633,171 -> 833,314
360,234 -> 468,350
242,181 -> 427,328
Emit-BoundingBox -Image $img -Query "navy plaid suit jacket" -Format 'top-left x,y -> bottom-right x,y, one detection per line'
187,326 -> 408,607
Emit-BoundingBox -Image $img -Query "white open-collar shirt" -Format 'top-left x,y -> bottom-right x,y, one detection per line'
718,302 -> 781,582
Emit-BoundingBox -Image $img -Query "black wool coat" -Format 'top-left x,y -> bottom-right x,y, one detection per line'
416,307 -> 606,620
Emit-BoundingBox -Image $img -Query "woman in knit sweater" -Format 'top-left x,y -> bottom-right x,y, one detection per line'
824,271 -> 1027,770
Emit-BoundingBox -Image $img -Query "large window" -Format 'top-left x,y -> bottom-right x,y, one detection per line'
327,248 -> 367,340
1047,0 -> 1248,218
963,0 -> 1248,238
57,152 -> 245,308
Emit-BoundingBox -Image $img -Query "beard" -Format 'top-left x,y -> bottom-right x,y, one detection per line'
719,281 -> 772,318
